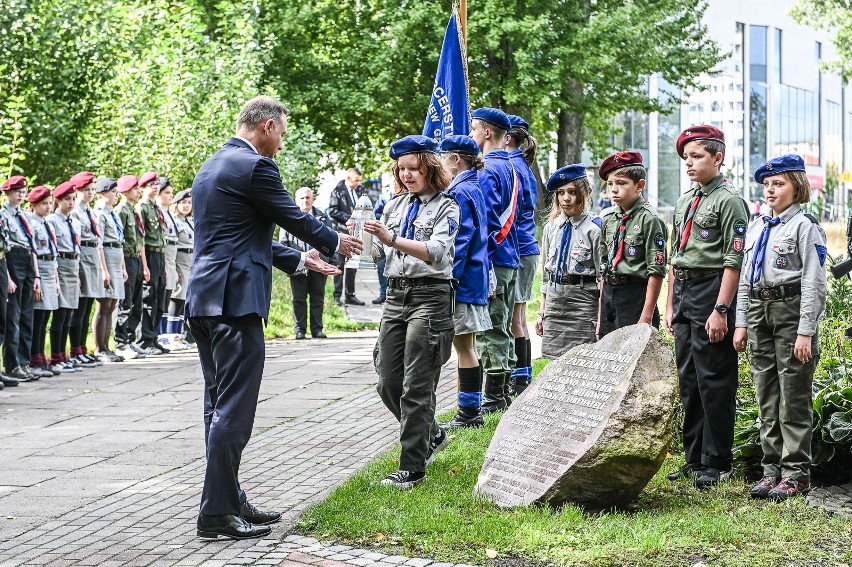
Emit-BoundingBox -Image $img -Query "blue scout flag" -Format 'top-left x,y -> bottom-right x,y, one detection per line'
423,7 -> 470,142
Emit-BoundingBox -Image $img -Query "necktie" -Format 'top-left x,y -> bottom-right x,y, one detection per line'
109,210 -> 124,242
350,189 -> 357,207
675,190 -> 703,255
135,211 -> 146,236
156,206 -> 166,227
397,196 -> 420,257
85,208 -> 101,237
608,212 -> 631,272
554,219 -> 573,283
750,216 -> 781,286
66,217 -> 79,253
15,210 -> 35,251
46,222 -> 57,255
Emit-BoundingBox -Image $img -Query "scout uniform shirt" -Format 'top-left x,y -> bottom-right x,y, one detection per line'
670,174 -> 749,271
375,190 -> 460,280
116,198 -> 144,256
161,204 -> 179,245
71,202 -> 103,248
600,198 -> 668,279
95,203 -> 125,247
0,213 -> 11,255
540,211 -> 600,293
47,211 -> 82,255
2,204 -> 35,251
30,215 -> 56,259
478,150 -> 520,269
136,198 -> 165,249
735,204 -> 827,336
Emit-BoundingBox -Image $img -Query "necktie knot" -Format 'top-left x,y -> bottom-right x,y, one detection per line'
764,215 -> 780,226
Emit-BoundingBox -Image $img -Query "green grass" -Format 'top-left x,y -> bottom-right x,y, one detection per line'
296,362 -> 852,567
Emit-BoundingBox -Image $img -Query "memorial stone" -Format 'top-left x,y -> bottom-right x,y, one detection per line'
474,324 -> 677,509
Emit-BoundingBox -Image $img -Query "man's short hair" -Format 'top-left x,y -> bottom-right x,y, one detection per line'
295,186 -> 313,198
697,139 -> 726,160
237,96 -> 290,130
347,167 -> 362,177
610,165 -> 647,183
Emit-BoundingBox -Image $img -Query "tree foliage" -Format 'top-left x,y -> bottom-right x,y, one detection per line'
790,0 -> 852,81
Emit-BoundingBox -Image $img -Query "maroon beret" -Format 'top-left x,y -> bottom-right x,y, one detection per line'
599,151 -> 644,180
53,181 -> 77,200
117,175 -> 139,193
138,171 -> 158,187
70,171 -> 96,189
676,125 -> 725,158
27,185 -> 52,204
1,175 -> 27,191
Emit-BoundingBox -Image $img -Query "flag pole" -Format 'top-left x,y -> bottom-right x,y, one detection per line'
459,0 -> 467,47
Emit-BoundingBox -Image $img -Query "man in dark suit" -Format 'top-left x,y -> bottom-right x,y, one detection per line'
188,96 -> 361,541
326,168 -> 366,305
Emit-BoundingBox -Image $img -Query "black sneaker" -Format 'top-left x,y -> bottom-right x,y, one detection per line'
666,462 -> 705,481
694,467 -> 732,490
380,470 -> 425,489
768,477 -> 810,500
441,407 -> 484,429
425,429 -> 450,466
749,475 -> 779,499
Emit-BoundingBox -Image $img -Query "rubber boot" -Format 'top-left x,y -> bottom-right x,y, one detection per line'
502,372 -> 514,408
481,373 -> 507,414
441,405 -> 485,429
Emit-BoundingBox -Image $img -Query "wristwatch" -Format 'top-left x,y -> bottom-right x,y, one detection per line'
714,303 -> 729,314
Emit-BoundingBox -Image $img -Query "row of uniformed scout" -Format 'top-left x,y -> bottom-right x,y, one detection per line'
0,172 -> 194,390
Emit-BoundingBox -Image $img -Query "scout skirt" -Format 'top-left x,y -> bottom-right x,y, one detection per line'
541,282 -> 598,359
454,301 -> 492,335
102,247 -> 125,300
78,245 -> 103,298
164,243 -> 178,290
173,249 -> 192,301
34,259 -> 59,311
57,256 -> 81,309
515,254 -> 539,303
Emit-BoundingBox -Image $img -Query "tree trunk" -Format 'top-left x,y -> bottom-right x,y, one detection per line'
556,106 -> 584,168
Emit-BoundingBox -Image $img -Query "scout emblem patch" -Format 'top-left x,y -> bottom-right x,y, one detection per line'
816,244 -> 827,266
734,219 -> 747,235
776,256 -> 789,268
575,263 -> 585,273
654,232 -> 665,247
699,228 -> 710,240
733,237 -> 744,252
448,217 -> 458,235
654,250 -> 664,265
627,246 -> 637,257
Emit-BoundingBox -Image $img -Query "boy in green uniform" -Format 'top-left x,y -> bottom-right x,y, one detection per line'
597,151 -> 667,335
664,125 -> 749,489
136,171 -> 169,355
114,175 -> 148,360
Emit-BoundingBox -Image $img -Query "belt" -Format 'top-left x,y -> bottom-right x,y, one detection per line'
80,241 -> 98,248
605,273 -> 648,286
103,242 -> 123,248
166,239 -> 178,246
387,276 -> 451,290
549,274 -> 597,285
58,252 -> 79,260
9,244 -> 31,252
749,283 -> 801,300
673,268 -> 722,281
37,254 -> 55,261
178,247 -> 194,254
124,252 -> 143,258
146,246 -> 165,253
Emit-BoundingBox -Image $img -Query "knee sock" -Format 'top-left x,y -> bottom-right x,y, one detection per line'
457,366 -> 482,409
512,337 -> 530,380
526,338 -> 534,381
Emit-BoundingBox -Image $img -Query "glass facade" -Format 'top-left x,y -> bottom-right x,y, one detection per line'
657,77 -> 682,208
749,25 -> 768,196
773,86 -> 820,165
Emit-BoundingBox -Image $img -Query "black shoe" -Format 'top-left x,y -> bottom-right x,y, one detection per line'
345,295 -> 365,306
239,501 -> 281,525
295,330 -> 307,340
666,462 -> 705,481
333,297 -> 344,306
0,374 -> 20,387
7,366 -> 35,382
372,296 -> 386,304
312,331 -> 328,339
197,514 -> 271,540
749,476 -> 779,499
380,470 -> 425,489
425,429 -> 449,465
441,406 -> 484,429
694,467 -> 732,490
153,342 -> 171,354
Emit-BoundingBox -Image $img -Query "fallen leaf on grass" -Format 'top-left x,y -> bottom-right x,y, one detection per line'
449,467 -> 460,476
666,452 -> 673,459
486,549 -> 498,559
373,533 -> 385,541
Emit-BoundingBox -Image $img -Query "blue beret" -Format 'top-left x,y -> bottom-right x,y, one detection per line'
471,107 -> 511,132
546,164 -> 588,192
754,154 -> 806,183
440,135 -> 480,156
389,135 -> 439,160
507,114 -> 529,131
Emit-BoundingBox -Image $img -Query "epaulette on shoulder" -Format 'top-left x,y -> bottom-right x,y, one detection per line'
803,212 -> 819,224
591,216 -> 602,228
600,205 -> 618,218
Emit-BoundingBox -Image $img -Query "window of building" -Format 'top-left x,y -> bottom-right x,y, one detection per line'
749,25 -> 769,194
774,29 -> 782,84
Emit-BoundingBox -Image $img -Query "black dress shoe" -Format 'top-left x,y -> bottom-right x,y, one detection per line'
295,330 -> 307,340
312,331 -> 328,339
345,295 -> 365,306
239,501 -> 281,525
333,297 -> 344,306
197,514 -> 271,540
372,296 -> 386,304
0,374 -> 20,387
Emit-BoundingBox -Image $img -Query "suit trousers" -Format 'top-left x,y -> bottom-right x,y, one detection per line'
289,272 -> 327,334
116,255 -> 144,346
141,249 -> 166,347
5,247 -> 35,370
0,258 -> 8,351
189,314 -> 265,515
599,280 -> 660,338
672,271 -> 738,470
332,252 -> 356,299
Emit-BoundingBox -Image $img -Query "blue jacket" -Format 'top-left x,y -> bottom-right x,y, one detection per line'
509,149 -> 540,257
187,137 -> 339,319
446,170 -> 489,305
478,149 -> 520,269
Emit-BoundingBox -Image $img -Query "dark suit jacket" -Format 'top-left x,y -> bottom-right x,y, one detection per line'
326,179 -> 365,232
279,207 -> 334,275
187,137 -> 339,319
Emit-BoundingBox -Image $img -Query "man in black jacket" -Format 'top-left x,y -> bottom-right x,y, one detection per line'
326,168 -> 366,305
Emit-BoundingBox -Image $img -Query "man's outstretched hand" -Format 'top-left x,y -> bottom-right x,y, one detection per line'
337,234 -> 364,258
305,249 -> 341,276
